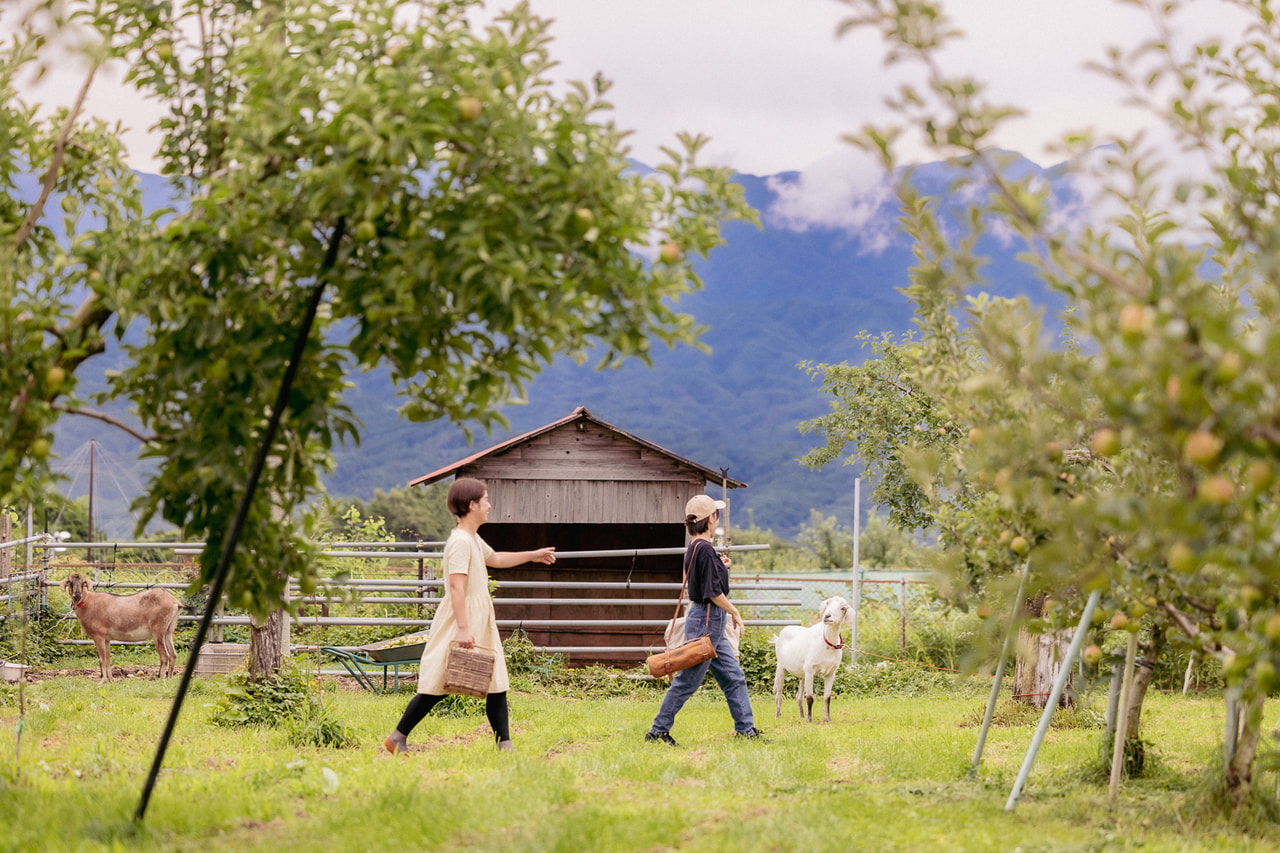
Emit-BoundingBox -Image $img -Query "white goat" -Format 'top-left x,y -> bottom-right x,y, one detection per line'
771,595 -> 853,723
60,572 -> 185,683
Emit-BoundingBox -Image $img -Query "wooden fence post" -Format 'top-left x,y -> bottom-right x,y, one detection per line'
1,512 -> 10,580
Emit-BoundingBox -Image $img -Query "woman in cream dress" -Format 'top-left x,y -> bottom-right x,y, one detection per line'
384,477 -> 555,753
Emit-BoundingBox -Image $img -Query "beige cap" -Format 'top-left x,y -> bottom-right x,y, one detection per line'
685,494 -> 726,522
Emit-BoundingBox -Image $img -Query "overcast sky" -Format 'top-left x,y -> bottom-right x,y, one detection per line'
14,1 -> 1248,170
9,0 -> 1253,239
518,0 -> 1153,175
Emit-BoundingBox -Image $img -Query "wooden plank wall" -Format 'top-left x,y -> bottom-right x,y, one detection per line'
462,422 -> 707,525
484,479 -> 699,524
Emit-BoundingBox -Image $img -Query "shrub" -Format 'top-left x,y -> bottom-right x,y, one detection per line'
0,607 -> 79,668
504,629 -> 661,698
292,623 -> 410,650
210,662 -> 356,748
853,592 -> 982,671
285,705 -> 359,749
737,627 -> 780,693
210,664 -> 317,728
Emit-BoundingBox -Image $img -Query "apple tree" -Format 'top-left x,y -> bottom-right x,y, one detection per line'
834,0 -> 1280,804
1,5 -> 144,514
800,229 -> 1106,709
2,0 -> 756,673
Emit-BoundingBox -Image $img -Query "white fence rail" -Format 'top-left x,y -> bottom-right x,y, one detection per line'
4,539 -> 802,658
4,540 -> 942,660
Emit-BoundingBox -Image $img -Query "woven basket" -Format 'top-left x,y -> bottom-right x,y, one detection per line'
443,643 -> 495,698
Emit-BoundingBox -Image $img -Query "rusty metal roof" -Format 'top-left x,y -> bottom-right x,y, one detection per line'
407,406 -> 748,489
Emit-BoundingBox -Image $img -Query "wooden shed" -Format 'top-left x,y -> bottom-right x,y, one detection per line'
407,406 -> 746,664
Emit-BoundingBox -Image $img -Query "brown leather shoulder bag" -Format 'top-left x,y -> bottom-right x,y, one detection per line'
646,541 -> 718,678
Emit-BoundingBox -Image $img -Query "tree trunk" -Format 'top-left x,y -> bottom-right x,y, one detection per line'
249,609 -> 284,678
1014,629 -> 1075,708
1226,692 -> 1266,808
249,470 -> 291,680
1013,594 -> 1074,709
1105,623 -> 1166,776
1123,623 -> 1165,741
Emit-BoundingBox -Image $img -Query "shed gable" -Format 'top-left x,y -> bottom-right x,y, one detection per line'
457,422 -> 707,524
462,421 -> 702,482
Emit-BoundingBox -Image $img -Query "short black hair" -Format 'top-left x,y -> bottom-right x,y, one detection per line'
447,477 -> 486,518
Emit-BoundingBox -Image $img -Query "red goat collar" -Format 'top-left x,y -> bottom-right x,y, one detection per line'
824,634 -> 843,650
75,599 -> 85,609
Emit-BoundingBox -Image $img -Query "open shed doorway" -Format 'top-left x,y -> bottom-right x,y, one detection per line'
482,522 -> 686,664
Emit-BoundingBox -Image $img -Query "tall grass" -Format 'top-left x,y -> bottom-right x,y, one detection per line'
1,667 -> 1274,852
2,574 -> 1257,851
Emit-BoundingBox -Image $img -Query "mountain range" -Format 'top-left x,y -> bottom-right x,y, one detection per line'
44,152 -> 1066,539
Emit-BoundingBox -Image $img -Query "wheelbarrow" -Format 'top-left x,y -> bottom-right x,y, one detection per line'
321,631 -> 428,693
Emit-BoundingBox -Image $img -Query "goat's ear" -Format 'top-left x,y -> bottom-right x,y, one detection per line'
844,606 -> 855,626
84,577 -> 94,592
59,577 -> 69,593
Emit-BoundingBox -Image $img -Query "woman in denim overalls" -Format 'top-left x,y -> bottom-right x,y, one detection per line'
646,494 -> 767,745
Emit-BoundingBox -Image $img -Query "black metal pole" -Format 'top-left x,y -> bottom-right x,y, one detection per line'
135,219 -> 344,823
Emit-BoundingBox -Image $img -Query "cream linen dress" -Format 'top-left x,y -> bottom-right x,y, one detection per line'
416,528 -> 509,695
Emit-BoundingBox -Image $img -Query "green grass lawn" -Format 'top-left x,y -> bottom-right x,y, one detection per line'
1,665 -> 1277,852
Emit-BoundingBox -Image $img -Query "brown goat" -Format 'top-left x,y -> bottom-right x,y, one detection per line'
60,572 -> 184,682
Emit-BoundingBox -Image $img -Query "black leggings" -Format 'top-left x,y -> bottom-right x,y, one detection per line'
394,692 -> 510,743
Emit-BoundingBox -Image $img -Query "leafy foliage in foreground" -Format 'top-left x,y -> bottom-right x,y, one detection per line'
810,0 -> 1280,803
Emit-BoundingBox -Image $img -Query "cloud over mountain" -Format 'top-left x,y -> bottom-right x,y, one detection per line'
764,149 -> 895,252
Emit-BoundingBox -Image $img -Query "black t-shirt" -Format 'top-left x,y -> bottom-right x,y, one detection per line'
686,539 -> 729,603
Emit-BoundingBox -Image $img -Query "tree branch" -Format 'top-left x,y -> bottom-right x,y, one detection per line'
53,404 -> 159,446
11,62 -> 98,249
1161,601 -> 1206,641
46,292 -> 113,373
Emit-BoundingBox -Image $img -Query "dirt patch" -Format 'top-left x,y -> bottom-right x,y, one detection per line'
547,740 -> 597,758
388,725 -> 490,754
384,722 -> 530,755
21,665 -> 163,683
326,675 -> 392,693
827,754 -> 874,781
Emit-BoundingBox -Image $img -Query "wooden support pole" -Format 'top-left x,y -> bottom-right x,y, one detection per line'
1005,589 -> 1102,812
1109,631 -> 1139,801
971,561 -> 1030,773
